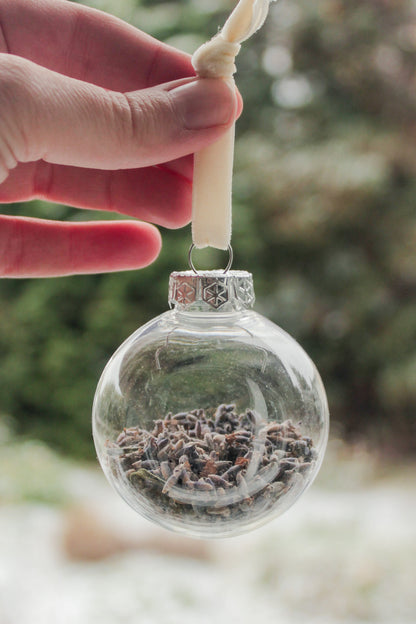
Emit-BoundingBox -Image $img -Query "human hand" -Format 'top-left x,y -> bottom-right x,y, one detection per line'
0,0 -> 241,277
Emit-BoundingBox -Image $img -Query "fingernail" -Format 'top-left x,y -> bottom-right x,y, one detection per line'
170,79 -> 237,130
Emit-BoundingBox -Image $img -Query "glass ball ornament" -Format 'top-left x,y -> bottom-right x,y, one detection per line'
92,266 -> 329,538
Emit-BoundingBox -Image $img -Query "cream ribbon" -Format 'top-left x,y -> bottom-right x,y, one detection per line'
191,0 -> 275,249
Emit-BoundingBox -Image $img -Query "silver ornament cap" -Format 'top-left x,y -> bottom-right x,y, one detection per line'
168,270 -> 255,312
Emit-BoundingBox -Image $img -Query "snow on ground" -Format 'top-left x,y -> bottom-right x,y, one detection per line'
0,437 -> 415,624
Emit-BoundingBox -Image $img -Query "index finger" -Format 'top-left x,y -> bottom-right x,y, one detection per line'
0,0 -> 194,91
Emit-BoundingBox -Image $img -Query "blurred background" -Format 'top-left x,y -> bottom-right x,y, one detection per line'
1,0 -> 415,622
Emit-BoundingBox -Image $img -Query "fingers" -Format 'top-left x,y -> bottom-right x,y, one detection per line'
0,0 -> 193,90
0,161 -> 192,229
0,55 -> 238,174
0,215 -> 162,277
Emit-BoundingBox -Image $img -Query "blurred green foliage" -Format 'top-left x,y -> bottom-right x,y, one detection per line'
1,0 -> 416,457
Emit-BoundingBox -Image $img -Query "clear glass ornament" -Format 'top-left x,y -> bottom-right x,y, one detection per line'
92,257 -> 329,538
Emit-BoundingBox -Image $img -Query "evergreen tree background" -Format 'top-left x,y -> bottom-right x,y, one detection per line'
1,0 -> 415,458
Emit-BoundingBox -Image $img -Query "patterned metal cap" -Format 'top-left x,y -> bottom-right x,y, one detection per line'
168,270 -> 255,312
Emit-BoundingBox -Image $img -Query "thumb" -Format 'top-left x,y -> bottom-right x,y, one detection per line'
0,55 -> 238,174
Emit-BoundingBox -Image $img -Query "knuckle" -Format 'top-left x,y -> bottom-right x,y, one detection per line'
123,92 -> 162,140
0,53 -> 31,106
114,90 -> 176,149
0,54 -> 33,162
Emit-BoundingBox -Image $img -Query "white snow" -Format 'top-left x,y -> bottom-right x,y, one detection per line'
0,438 -> 415,624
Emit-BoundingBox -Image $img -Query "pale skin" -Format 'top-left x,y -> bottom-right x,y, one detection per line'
0,0 -> 242,277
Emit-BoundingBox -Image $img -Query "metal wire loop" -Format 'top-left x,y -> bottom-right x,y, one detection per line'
188,243 -> 233,274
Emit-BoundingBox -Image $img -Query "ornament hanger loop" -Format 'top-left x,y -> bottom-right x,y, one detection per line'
188,243 -> 233,274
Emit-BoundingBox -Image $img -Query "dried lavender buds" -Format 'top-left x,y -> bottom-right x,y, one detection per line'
106,404 -> 317,525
